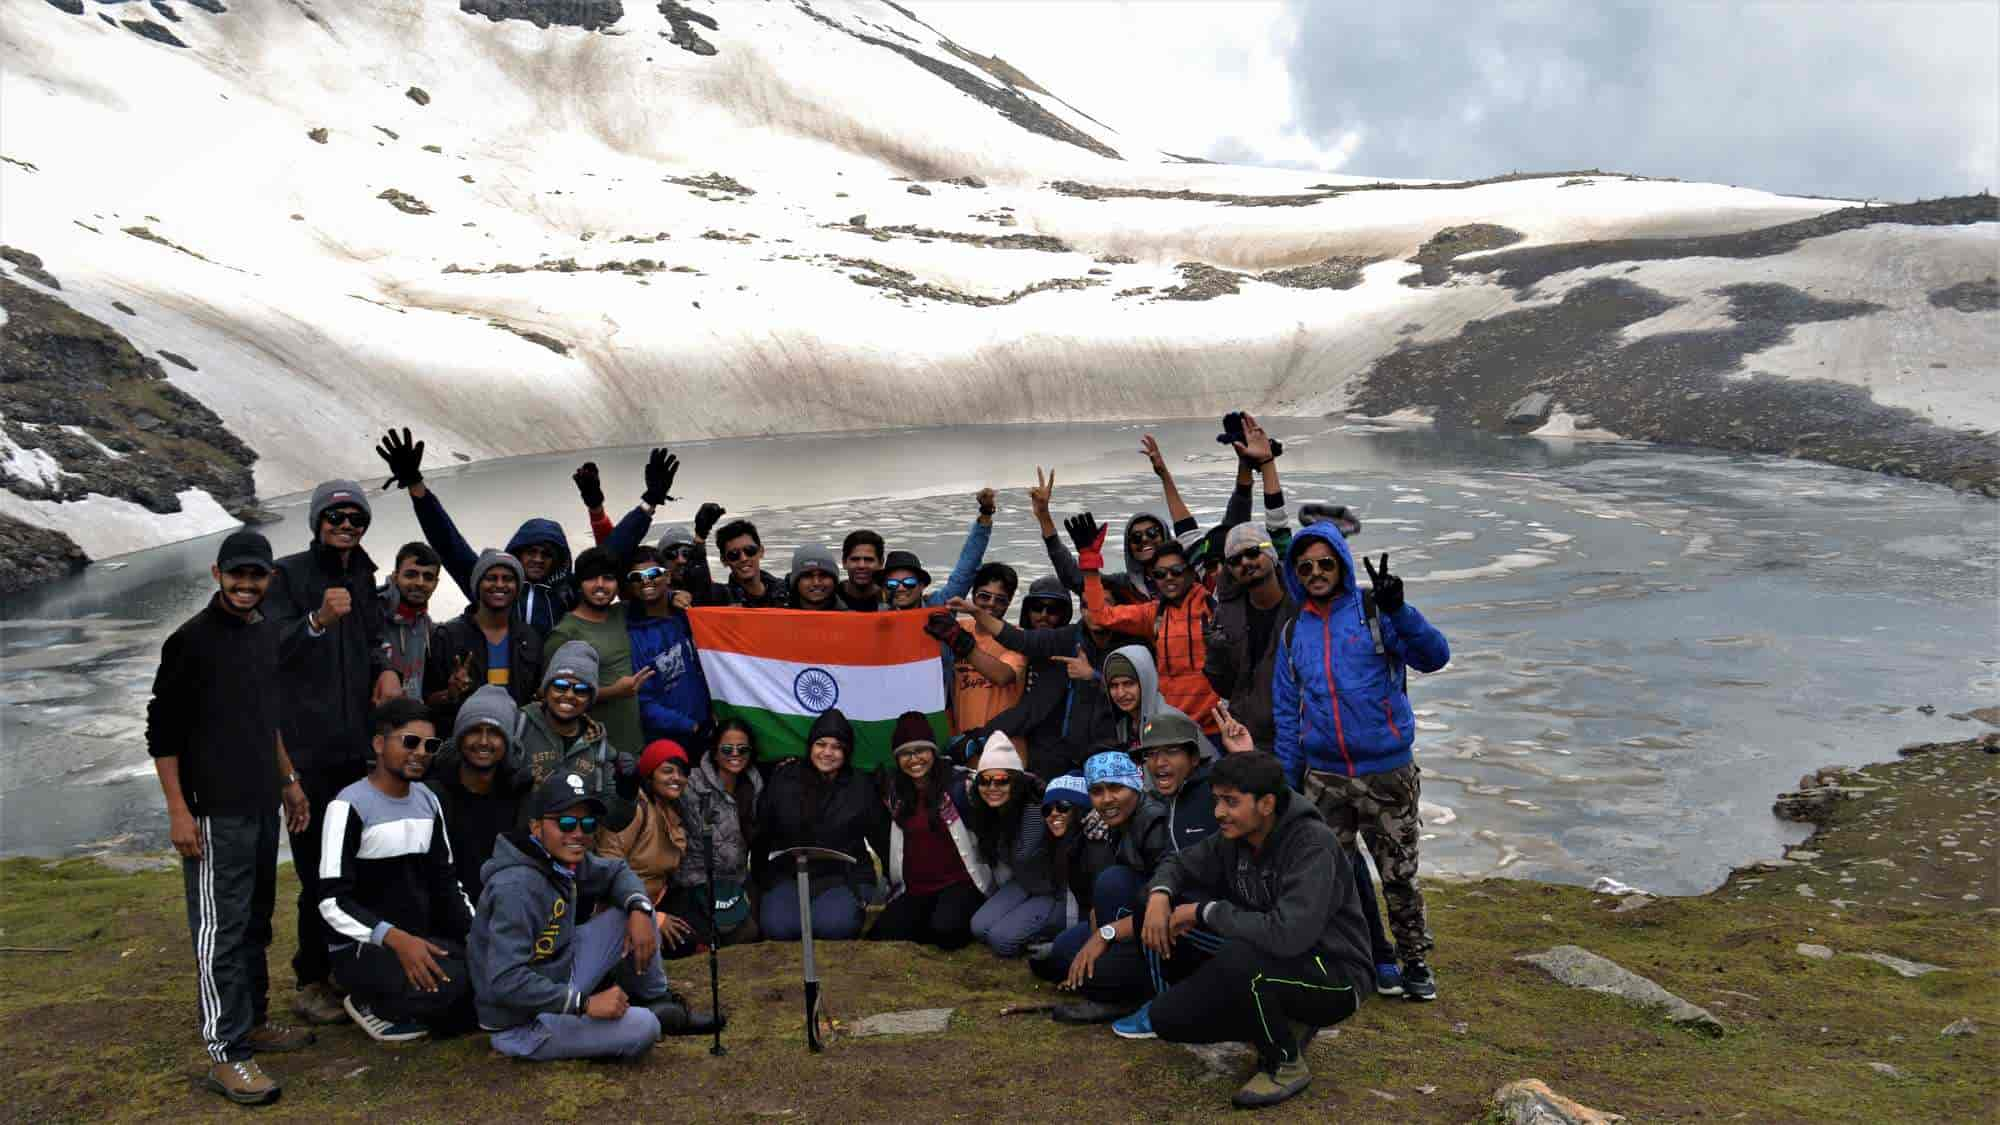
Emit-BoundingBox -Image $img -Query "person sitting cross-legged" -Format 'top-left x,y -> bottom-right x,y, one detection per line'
1128,751 -> 1374,1109
470,771 -> 722,1061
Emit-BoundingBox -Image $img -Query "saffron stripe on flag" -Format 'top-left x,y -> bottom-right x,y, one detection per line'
687,606 -> 941,666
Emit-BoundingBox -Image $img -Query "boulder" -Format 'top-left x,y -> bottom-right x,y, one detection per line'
1796,943 -> 1834,960
405,86 -> 430,106
1505,392 -> 1553,428
848,1007 -> 952,1037
1940,1018 -> 1977,1037
1517,946 -> 1726,1036
907,184 -> 932,196
1493,1079 -> 1625,1124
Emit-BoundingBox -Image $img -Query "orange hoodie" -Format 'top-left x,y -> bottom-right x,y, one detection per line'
1083,570 -> 1220,733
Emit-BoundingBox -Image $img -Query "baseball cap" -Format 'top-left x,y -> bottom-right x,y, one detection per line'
528,771 -> 607,819
216,529 -> 274,573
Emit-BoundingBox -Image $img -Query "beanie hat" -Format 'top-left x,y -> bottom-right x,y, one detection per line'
1085,750 -> 1145,792
471,549 -> 525,592
806,707 -> 855,757
452,684 -> 518,746
890,711 -> 938,756
975,731 -> 1025,775
789,545 -> 840,584
540,639 -> 601,694
1223,523 -> 1272,559
657,525 -> 697,554
1042,772 -> 1089,811
573,546 -> 621,583
307,479 -> 371,532
1104,651 -> 1139,683
638,739 -> 689,779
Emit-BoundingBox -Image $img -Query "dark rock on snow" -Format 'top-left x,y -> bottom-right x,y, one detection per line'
1,247 -> 63,291
122,18 -> 188,47
44,0 -> 85,16
0,515 -> 88,595
459,0 -> 624,31
658,1 -> 718,55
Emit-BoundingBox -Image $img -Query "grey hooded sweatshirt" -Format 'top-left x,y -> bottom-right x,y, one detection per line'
469,831 -> 652,1031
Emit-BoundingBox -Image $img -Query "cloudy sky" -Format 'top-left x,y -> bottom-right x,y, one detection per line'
924,1 -> 1998,201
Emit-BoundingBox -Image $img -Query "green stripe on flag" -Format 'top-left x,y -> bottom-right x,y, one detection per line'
713,702 -> 949,773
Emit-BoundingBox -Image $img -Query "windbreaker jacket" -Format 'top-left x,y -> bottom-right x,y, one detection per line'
1203,578 -> 1298,753
1273,524 -> 1449,783
470,832 -> 652,1030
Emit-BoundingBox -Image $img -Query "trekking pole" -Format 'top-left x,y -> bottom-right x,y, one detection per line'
768,846 -> 857,1053
704,825 -> 725,1057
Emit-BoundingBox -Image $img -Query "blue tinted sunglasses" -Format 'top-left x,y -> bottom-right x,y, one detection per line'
548,814 -> 599,834
882,576 -> 924,592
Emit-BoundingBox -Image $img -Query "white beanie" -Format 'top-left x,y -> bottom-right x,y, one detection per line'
976,731 -> 1025,775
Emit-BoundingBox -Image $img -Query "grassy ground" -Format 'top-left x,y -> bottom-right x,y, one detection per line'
2,739 -> 1993,1123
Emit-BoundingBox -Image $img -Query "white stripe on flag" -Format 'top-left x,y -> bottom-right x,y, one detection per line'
697,649 -> 943,723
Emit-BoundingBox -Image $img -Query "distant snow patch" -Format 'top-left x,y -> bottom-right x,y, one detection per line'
1531,412 -> 1624,441
0,488 -> 237,559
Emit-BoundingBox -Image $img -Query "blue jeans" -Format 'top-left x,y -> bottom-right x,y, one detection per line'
761,881 -> 867,942
490,910 -> 666,1061
971,882 -> 1062,957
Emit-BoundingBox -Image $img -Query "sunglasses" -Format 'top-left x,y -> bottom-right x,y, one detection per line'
716,742 -> 752,757
322,509 -> 370,530
626,566 -> 667,584
722,545 -> 761,563
547,814 -> 599,834
971,590 -> 1011,607
546,678 -> 595,697
1148,562 -> 1189,581
976,774 -> 1013,790
893,746 -> 934,759
662,545 -> 695,560
882,576 -> 924,592
396,733 -> 443,754
1295,557 -> 1343,578
1130,525 -> 1165,545
1229,548 -> 1268,568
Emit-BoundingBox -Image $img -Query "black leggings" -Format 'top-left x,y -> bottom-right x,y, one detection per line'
1149,941 -> 1361,1066
865,883 -> 984,950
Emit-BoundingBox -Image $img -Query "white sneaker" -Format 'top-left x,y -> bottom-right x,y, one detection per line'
342,994 -> 429,1044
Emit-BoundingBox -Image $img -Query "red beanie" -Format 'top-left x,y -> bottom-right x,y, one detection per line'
638,739 -> 688,779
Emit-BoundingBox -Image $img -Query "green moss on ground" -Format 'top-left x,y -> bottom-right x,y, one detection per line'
2,740 -> 1992,1123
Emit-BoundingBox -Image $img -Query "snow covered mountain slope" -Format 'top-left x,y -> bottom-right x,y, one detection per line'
0,0 -> 1993,578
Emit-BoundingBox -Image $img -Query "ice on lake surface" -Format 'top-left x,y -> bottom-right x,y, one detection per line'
2,418 -> 1994,895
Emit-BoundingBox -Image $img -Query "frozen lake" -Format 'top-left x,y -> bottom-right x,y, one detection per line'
2,417 -> 1993,895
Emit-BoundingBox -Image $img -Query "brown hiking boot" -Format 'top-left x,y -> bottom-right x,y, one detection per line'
247,1021 -> 316,1053
201,1058 -> 281,1105
291,981 -> 349,1026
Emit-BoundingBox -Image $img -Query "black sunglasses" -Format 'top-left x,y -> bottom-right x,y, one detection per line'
322,509 -> 370,530
1295,557 -> 1342,577
976,775 -> 1013,790
722,545 -> 761,563
1130,525 -> 1165,545
662,545 -> 695,560
547,814 -> 599,834
626,566 -> 667,583
546,678 -> 595,697
1149,562 -> 1189,581
882,576 -> 924,592
1229,548 -> 1268,568
716,742 -> 752,757
396,733 -> 443,754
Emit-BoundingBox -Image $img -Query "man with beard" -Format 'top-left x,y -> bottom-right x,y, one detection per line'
547,547 -> 653,757
424,550 -> 544,734
1204,523 -> 1297,755
428,685 -> 531,903
266,480 -> 400,1026
318,699 -> 476,1043
377,429 -> 576,638
1071,512 -> 1223,738
378,543 -> 441,701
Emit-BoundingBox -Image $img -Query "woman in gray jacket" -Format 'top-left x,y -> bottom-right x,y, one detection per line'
678,718 -> 764,944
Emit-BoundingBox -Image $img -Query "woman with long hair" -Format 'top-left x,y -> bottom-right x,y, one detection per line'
677,718 -> 764,945
964,733 -> 1066,957
755,709 -> 885,941
866,712 -> 989,950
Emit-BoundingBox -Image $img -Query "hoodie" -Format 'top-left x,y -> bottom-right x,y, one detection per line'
469,832 -> 652,1031
411,486 -> 576,637
1084,560 -> 1222,734
1149,793 -> 1374,995
627,604 -> 711,745
756,710 -> 890,895
1273,523 -> 1450,784
1104,644 -> 1165,751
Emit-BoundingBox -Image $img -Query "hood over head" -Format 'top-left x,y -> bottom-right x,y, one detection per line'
1121,509 -> 1173,587
1103,643 -> 1162,723
806,707 -> 857,764
1281,522 -> 1360,607
506,518 -> 572,577
1019,574 -> 1074,627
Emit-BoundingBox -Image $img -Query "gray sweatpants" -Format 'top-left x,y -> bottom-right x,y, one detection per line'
182,812 -> 279,1063
489,910 -> 667,1061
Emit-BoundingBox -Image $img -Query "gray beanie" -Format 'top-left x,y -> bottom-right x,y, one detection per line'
789,544 -> 839,584
656,525 -> 696,553
452,684 -> 519,746
306,479 -> 371,532
470,549 -> 525,591
541,639 -> 601,694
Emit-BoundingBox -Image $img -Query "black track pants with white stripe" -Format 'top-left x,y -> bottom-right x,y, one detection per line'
1149,941 -> 1360,1067
182,812 -> 279,1063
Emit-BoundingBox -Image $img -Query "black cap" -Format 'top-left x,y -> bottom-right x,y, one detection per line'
216,529 -> 274,573
528,771 -> 608,819
880,549 -> 931,587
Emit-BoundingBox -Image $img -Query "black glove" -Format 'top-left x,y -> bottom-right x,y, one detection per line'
1065,512 -> 1107,570
1216,410 -> 1246,447
572,462 -> 605,510
641,447 -> 679,507
375,428 -> 424,491
1362,552 -> 1404,614
925,611 -> 976,660
694,501 -> 726,541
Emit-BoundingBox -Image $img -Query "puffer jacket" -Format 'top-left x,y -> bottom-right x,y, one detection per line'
756,710 -> 889,895
470,832 -> 652,1031
513,704 -> 638,829
683,752 -> 763,887
1273,523 -> 1449,784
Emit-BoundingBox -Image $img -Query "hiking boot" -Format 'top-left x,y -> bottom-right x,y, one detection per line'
1111,1002 -> 1156,1040
1374,961 -> 1404,997
342,995 -> 429,1044
1401,959 -> 1438,1002
291,981 -> 348,1026
643,992 -> 726,1037
1231,1055 -> 1311,1109
1051,999 -> 1135,1025
246,1021 -> 316,1054
201,1058 -> 281,1106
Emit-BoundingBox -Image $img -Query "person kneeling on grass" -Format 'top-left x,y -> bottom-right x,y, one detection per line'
964,734 -> 1060,957
318,699 -> 477,1044
470,771 -> 722,1061
1120,751 -> 1373,1110
866,713 -> 989,950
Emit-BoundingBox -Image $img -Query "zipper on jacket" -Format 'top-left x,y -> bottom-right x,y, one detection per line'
1380,700 -> 1402,740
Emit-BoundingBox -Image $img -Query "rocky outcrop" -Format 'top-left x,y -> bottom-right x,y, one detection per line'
1492,1079 -> 1625,1124
658,1 -> 717,56
458,0 -> 623,31
1929,276 -> 1998,312
1404,223 -> 1525,285
0,513 -> 88,593
0,275 -> 257,519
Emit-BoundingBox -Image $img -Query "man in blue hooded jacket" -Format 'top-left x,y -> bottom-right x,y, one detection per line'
1273,522 -> 1449,1001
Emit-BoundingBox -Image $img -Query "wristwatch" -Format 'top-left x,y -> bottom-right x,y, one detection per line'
630,898 -> 656,916
282,771 -> 300,787
1098,923 -> 1117,943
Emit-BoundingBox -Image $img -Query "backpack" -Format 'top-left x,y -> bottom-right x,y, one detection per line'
1279,591 -> 1405,694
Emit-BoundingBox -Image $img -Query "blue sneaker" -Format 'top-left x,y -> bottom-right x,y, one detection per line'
1374,962 -> 1404,997
1111,1003 -> 1156,1040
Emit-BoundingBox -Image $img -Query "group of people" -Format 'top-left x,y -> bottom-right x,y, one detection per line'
146,412 -> 1450,1110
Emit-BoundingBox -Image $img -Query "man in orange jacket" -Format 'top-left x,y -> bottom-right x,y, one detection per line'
1067,512 -> 1221,736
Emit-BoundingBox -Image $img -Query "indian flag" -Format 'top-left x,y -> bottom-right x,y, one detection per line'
688,607 -> 947,772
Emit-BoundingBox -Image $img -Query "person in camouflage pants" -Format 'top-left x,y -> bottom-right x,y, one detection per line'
1302,764 -> 1430,959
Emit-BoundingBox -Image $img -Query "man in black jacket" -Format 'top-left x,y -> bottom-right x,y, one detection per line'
959,591 -> 1122,780
423,549 -> 545,733
265,479 -> 400,1025
1137,752 -> 1372,1109
1204,523 -> 1297,754
148,530 -> 315,1105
